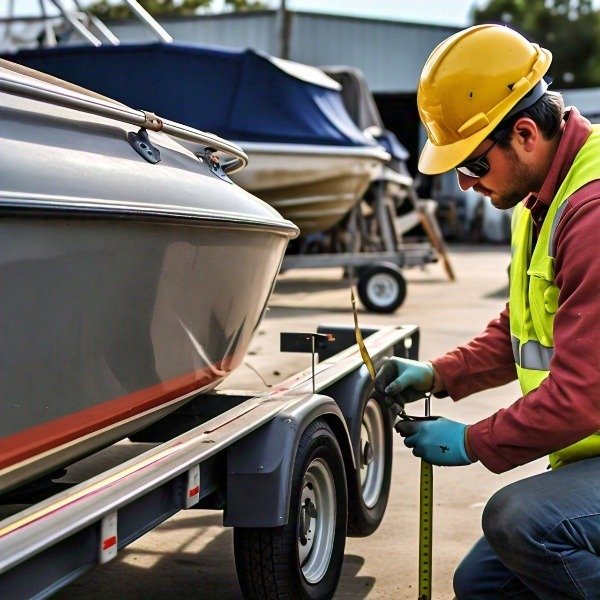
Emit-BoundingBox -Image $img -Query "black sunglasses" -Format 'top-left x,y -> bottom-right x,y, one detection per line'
456,127 -> 510,179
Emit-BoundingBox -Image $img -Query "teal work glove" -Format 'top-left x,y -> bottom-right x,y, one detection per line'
395,417 -> 473,466
374,357 -> 434,407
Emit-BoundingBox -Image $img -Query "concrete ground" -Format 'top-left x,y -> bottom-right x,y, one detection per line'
55,245 -> 547,599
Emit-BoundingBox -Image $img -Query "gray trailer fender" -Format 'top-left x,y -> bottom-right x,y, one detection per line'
224,394 -> 354,528
320,364 -> 377,468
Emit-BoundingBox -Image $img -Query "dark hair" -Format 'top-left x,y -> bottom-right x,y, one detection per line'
497,91 -> 564,148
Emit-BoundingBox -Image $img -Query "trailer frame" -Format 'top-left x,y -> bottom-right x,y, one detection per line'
0,324 -> 418,600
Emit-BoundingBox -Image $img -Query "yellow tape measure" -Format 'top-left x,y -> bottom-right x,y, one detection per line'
418,459 -> 433,600
351,286 -> 376,381
351,285 -> 432,598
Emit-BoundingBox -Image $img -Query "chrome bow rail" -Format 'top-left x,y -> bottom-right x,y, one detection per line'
0,69 -> 249,174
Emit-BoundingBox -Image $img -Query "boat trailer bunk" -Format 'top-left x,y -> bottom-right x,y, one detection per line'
0,325 -> 419,600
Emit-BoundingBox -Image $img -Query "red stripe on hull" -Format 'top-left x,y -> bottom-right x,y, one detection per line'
0,363 -> 230,471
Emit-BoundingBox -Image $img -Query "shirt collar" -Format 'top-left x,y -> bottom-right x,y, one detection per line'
524,107 -> 592,212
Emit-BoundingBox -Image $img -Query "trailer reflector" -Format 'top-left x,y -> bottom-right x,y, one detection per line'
102,536 -> 117,550
185,464 -> 200,508
99,512 -> 118,564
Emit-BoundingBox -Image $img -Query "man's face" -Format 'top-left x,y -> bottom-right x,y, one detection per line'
456,135 -> 542,210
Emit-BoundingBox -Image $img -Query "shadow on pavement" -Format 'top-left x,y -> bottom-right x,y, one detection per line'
54,512 -> 376,599
274,276 -> 351,293
274,274 -> 447,296
55,512 -> 242,599
336,554 -> 376,598
267,303 -> 355,315
484,284 -> 509,300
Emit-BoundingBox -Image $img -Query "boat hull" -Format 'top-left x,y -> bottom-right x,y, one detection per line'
0,63 -> 298,495
0,215 -> 289,493
231,143 -> 386,234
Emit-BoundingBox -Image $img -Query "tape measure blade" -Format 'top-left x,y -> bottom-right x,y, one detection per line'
418,460 -> 433,599
350,287 -> 376,381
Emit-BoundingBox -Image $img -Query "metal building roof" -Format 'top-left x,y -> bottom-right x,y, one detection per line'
106,10 -> 459,93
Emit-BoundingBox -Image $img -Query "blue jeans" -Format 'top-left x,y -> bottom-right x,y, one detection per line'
453,457 -> 600,599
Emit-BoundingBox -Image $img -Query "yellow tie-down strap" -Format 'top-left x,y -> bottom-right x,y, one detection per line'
351,287 -> 376,381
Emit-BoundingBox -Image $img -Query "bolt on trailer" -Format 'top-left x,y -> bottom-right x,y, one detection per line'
0,325 -> 419,600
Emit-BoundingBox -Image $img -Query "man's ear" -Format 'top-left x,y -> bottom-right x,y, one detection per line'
512,117 -> 538,151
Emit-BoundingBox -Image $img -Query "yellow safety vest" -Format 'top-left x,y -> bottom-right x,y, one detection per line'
510,126 -> 600,469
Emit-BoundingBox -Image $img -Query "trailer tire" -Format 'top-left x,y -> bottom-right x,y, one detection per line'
347,392 -> 393,536
357,263 -> 406,313
234,419 -> 347,600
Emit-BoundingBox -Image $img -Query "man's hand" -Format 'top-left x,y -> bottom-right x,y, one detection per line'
395,417 -> 474,466
374,358 -> 434,407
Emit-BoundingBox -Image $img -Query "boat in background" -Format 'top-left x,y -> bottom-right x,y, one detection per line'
232,140 -> 387,234
323,64 -> 415,202
321,65 -> 455,279
2,43 -> 389,235
0,59 -> 298,495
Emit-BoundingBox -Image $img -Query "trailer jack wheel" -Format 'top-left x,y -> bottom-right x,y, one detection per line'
234,419 -> 347,600
357,263 -> 406,313
348,390 -> 393,536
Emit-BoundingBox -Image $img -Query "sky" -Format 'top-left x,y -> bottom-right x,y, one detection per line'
5,0 -> 485,28
270,0 -> 483,27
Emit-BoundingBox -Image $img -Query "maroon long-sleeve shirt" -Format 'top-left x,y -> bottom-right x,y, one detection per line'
433,107 -> 600,473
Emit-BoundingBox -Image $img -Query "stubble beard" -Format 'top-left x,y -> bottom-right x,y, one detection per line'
490,151 -> 542,210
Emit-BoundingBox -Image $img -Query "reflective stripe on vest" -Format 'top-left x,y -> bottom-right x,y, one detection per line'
509,125 -> 600,469
548,202 -> 568,258
511,336 -> 553,370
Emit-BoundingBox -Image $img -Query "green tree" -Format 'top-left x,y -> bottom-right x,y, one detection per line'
89,0 -> 266,20
224,0 -> 267,10
89,0 -> 211,20
473,0 -> 600,88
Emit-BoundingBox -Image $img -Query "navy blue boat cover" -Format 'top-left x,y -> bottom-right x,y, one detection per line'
7,42 -> 379,147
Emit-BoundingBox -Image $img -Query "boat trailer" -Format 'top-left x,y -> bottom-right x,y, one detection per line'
283,174 -> 453,313
0,324 -> 419,600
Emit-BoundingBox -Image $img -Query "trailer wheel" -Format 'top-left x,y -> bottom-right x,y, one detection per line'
348,391 -> 393,536
357,263 -> 406,313
234,419 -> 347,600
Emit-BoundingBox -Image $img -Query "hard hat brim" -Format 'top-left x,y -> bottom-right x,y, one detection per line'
418,124 -> 498,175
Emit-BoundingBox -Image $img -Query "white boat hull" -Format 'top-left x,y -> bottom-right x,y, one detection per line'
231,143 -> 388,234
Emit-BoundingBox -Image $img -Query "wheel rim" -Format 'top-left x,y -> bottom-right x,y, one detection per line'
297,457 -> 336,584
359,399 -> 385,508
366,273 -> 399,308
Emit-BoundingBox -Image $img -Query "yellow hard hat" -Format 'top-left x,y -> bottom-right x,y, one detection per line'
417,24 -> 552,175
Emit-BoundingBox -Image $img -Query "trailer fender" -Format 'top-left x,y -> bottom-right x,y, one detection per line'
322,364 -> 377,467
224,394 -> 353,528
316,323 -> 420,466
